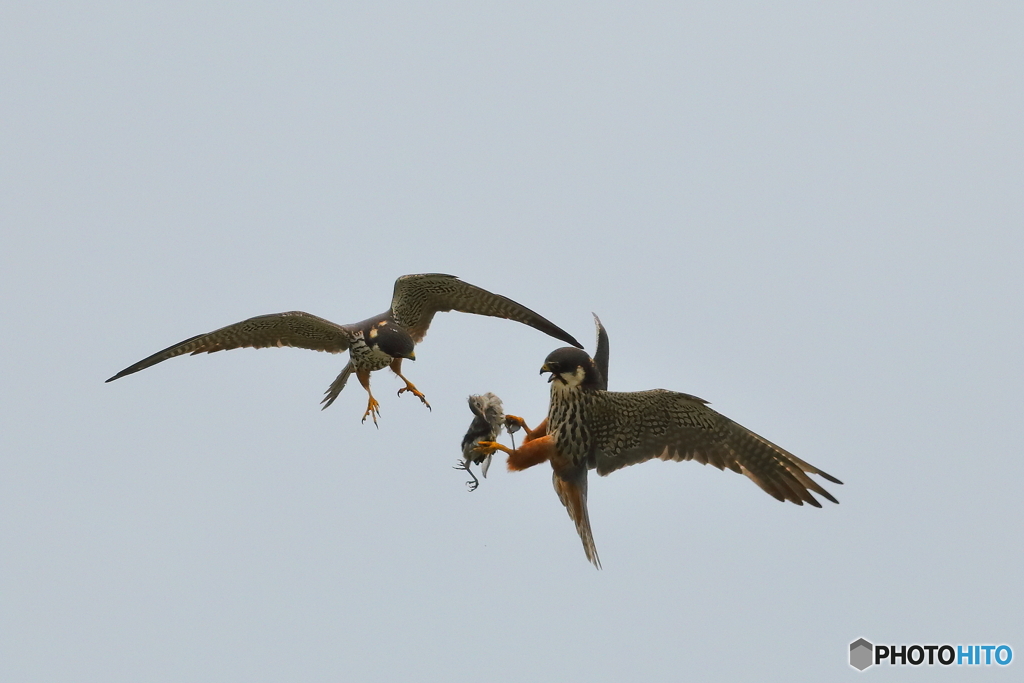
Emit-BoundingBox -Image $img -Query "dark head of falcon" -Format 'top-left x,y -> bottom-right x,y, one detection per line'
540,347 -> 602,390
367,320 -> 417,361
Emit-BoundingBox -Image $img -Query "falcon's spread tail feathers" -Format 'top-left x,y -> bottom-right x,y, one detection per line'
321,362 -> 354,410
552,467 -> 601,569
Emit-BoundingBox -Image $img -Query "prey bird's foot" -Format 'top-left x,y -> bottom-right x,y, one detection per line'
474,440 -> 512,457
397,382 -> 431,411
361,396 -> 382,427
453,460 -> 480,491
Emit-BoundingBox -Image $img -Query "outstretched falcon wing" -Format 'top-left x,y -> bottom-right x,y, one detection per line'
106,312 -> 358,382
388,274 -> 582,347
589,390 -> 841,507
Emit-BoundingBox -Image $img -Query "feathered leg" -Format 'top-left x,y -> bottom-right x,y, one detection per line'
356,368 -> 381,426
504,415 -> 548,442
475,434 -> 557,471
390,358 -> 431,410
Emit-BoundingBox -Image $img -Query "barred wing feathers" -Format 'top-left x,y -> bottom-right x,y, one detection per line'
389,274 -> 582,348
589,390 -> 841,507
106,312 -> 357,382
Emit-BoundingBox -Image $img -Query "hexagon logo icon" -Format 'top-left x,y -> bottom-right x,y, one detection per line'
850,638 -> 873,670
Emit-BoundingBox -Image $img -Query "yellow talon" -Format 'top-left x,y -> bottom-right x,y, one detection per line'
474,440 -> 512,456
361,396 -> 382,427
504,414 -> 528,433
397,381 -> 431,410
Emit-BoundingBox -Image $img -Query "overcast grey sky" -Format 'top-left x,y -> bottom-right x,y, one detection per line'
2,2 -> 1022,681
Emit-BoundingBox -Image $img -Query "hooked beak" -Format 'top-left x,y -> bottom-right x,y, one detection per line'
540,362 -> 556,383
405,351 -> 416,361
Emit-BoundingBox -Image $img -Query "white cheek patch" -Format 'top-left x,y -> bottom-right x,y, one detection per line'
560,366 -> 586,388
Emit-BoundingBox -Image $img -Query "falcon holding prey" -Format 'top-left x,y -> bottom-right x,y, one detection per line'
478,325 -> 841,568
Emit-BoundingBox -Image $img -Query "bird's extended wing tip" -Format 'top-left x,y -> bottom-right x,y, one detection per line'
817,488 -> 840,505
560,331 -> 584,349
818,470 -> 843,485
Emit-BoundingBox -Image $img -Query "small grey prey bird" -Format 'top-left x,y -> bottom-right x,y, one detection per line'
455,393 -> 506,491
477,320 -> 841,569
106,273 -> 582,425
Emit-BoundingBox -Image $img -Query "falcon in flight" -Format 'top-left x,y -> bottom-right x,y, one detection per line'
106,273 -> 582,425
478,332 -> 841,568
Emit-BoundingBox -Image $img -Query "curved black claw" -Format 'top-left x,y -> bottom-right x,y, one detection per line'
361,400 -> 381,428
453,460 -> 479,492
397,384 -> 431,411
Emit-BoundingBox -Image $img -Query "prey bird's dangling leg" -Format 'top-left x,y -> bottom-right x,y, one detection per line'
356,369 -> 381,427
389,358 -> 431,411
453,460 -> 480,491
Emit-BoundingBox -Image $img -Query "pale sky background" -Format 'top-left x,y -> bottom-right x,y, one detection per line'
2,3 -> 1022,681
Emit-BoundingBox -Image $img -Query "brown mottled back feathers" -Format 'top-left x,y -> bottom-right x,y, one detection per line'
588,389 -> 841,507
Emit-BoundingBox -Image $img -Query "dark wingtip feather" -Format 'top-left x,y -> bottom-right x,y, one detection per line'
105,367 -> 135,383
816,488 -> 840,505
542,326 -> 583,349
563,333 -> 584,349
817,470 -> 843,485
